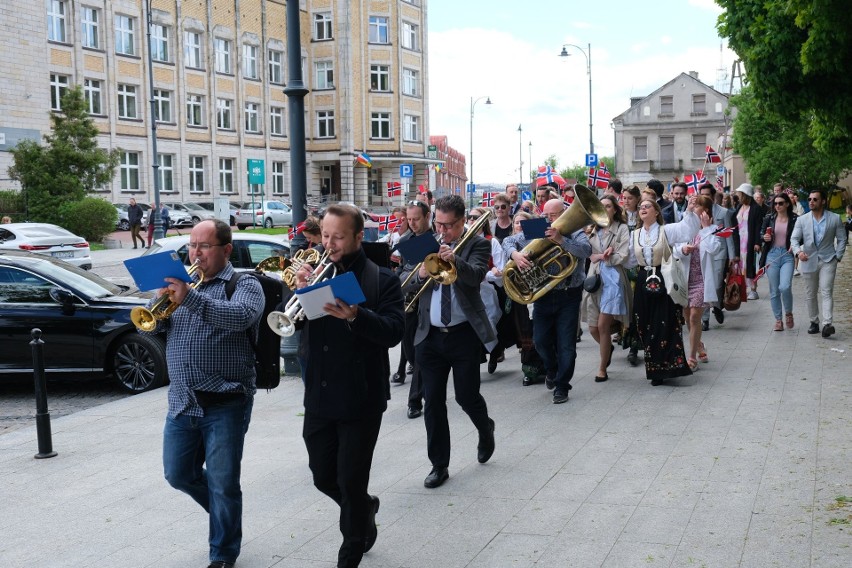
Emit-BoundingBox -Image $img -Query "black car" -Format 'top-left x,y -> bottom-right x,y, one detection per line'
0,250 -> 168,393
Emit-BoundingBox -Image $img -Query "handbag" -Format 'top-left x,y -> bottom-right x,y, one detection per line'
724,264 -> 745,311
660,234 -> 689,307
644,267 -> 665,295
583,273 -> 601,293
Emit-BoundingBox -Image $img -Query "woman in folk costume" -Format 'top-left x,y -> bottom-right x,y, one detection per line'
672,195 -> 721,371
631,196 -> 705,385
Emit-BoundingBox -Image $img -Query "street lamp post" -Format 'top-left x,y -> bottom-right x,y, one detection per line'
559,43 -> 593,156
528,141 -> 532,183
144,0 -> 164,240
469,95 -> 491,209
517,124 -> 523,184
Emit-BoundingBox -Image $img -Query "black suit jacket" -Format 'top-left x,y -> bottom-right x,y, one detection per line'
659,199 -> 675,224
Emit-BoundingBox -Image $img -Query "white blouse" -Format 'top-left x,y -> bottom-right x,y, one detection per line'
637,211 -> 700,266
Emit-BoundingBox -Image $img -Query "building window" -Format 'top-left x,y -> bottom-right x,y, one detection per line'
81,6 -> 100,49
268,49 -> 283,84
189,156 -> 205,193
370,64 -> 389,91
158,154 -> 174,192
50,74 -> 68,111
245,102 -> 260,133
317,110 -> 335,138
402,22 -> 418,50
47,1 -> 67,43
270,106 -> 285,136
314,12 -> 333,40
184,31 -> 202,68
272,161 -> 286,195
369,16 -> 389,44
83,79 -> 102,115
243,44 -> 258,79
315,61 -> 334,89
692,134 -> 706,159
320,165 -> 332,197
115,15 -> 135,55
219,158 -> 234,194
150,24 -> 169,62
248,183 -> 262,195
633,136 -> 648,160
403,68 -> 419,96
216,99 -> 233,130
371,112 -> 391,139
213,38 -> 231,73
659,95 -> 673,115
186,94 -> 204,126
153,89 -> 172,123
117,84 -> 138,119
404,114 -> 420,142
120,152 -> 140,191
692,93 -> 706,114
659,135 -> 675,166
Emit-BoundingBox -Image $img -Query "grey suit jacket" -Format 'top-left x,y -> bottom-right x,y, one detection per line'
790,211 -> 847,273
710,203 -> 737,261
406,234 -> 497,349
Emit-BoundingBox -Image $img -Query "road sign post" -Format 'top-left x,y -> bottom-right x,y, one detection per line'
247,159 -> 265,227
585,153 -> 598,168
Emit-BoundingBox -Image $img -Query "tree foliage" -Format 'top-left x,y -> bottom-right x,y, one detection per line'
7,85 -> 119,225
717,0 -> 852,154
730,86 -> 851,190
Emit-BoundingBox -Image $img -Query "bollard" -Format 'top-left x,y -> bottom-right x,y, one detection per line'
30,328 -> 57,459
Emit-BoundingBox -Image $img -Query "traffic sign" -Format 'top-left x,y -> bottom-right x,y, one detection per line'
716,165 -> 726,176
427,145 -> 437,159
400,163 -> 414,178
521,190 -> 532,201
466,183 -> 476,193
585,153 -> 598,167
247,159 -> 265,184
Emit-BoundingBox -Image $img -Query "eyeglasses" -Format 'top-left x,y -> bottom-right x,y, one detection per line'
408,200 -> 424,207
494,204 -> 508,210
638,204 -> 655,211
467,215 -> 481,220
522,206 -> 532,212
434,217 -> 462,230
188,242 -> 224,251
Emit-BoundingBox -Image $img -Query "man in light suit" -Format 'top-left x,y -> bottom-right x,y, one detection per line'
791,190 -> 847,337
404,195 -> 497,489
700,183 -> 740,329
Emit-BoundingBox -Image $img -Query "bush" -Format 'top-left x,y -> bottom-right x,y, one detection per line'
59,198 -> 117,242
0,190 -> 24,221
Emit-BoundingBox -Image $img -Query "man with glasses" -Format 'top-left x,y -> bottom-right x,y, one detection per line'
406,195 -> 497,489
791,190 -> 847,337
142,219 -> 264,568
699,183 -> 738,330
503,198 -> 592,404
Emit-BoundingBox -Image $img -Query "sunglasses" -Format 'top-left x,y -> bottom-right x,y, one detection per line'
638,204 -> 655,210
774,201 -> 786,206
494,204 -> 508,210
808,197 -> 821,202
467,215 -> 481,220
408,200 -> 424,206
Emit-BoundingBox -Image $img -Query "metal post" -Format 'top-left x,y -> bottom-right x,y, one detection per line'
469,96 -> 491,210
518,124 -> 523,184
587,43 -> 594,156
144,0 -> 163,240
284,0 -> 308,250
528,141 -> 532,182
30,328 -> 57,459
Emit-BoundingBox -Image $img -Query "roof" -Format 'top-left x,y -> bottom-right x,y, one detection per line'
612,72 -> 729,123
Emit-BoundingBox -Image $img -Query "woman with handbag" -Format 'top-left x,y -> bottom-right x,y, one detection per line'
673,196 -> 721,371
620,185 -> 643,365
581,195 -> 632,382
733,183 -> 765,299
631,197 -> 705,385
759,192 -> 797,331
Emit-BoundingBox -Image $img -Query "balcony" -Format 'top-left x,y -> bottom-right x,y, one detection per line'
650,159 -> 682,172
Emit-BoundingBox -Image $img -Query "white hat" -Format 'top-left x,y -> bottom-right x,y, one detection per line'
735,183 -> 754,197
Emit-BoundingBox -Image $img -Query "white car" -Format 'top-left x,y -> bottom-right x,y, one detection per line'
143,233 -> 291,271
0,223 -> 92,269
234,200 -> 293,230
162,202 -> 217,226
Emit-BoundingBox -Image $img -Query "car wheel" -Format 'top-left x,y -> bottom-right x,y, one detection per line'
192,216 -> 201,226
118,219 -> 131,231
237,224 -> 247,231
263,217 -> 274,229
109,333 -> 168,393
230,215 -> 236,226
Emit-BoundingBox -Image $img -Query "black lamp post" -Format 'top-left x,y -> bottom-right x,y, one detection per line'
559,43 -> 594,156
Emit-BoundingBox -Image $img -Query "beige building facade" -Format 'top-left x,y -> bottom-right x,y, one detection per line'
0,0 -> 430,209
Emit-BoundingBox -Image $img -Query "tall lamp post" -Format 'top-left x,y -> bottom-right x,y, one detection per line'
144,0 -> 164,240
469,95 -> 492,209
517,124 -> 523,184
528,141 -> 532,183
559,43 -> 593,156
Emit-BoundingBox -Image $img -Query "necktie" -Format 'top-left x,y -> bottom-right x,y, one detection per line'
440,283 -> 452,325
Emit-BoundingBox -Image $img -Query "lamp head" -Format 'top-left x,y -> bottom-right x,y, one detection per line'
559,47 -> 569,57
485,97 -> 492,105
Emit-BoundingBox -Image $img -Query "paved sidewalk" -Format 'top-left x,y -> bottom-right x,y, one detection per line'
1,264 -> 849,567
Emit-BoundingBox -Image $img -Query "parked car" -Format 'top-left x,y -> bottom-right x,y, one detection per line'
114,202 -> 151,231
0,223 -> 92,270
162,202 -> 217,226
144,233 -> 291,271
194,201 -> 246,226
0,250 -> 168,392
234,200 -> 293,230
141,207 -> 193,229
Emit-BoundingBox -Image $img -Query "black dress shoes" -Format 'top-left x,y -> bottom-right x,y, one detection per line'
545,373 -> 556,390
808,322 -> 820,334
477,418 -> 495,463
424,466 -> 449,488
391,372 -> 405,385
701,320 -> 709,331
627,350 -> 639,366
407,407 -> 422,419
364,495 -> 380,553
207,562 -> 234,568
487,349 -> 504,374
822,324 -> 835,337
713,307 -> 724,324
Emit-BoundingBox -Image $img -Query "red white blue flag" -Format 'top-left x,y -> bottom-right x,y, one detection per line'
587,167 -> 611,189
536,165 -> 567,189
288,221 -> 306,240
683,170 -> 707,195
599,160 -> 610,175
481,192 -> 497,207
377,215 -> 399,232
713,226 -> 735,238
387,181 -> 402,197
705,145 -> 722,164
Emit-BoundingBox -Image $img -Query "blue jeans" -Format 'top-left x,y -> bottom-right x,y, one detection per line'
766,247 -> 794,321
163,397 -> 253,563
533,286 -> 582,394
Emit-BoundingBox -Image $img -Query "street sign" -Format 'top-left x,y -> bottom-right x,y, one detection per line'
247,159 -> 265,184
521,191 -> 532,201
427,145 -> 437,159
466,183 -> 476,193
400,163 -> 414,178
585,153 -> 598,167
716,165 -> 726,176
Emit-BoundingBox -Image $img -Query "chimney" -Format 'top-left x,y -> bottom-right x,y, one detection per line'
688,70 -> 699,79
630,96 -> 643,107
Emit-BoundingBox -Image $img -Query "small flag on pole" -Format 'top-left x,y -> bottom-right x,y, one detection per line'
587,167 -> 610,189
536,165 -> 568,189
288,221 -> 307,240
713,226 -> 735,238
354,152 -> 372,168
705,145 -> 722,164
387,181 -> 402,197
481,192 -> 497,207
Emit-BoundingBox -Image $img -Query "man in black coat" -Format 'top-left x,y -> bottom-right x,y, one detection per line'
127,197 -> 145,249
646,179 -> 675,224
296,203 -> 404,568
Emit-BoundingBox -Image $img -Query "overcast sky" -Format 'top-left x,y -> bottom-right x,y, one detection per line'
427,0 -> 737,188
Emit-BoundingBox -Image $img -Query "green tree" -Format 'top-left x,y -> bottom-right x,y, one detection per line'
8,85 -> 119,224
717,0 -> 852,154
730,86 -> 851,190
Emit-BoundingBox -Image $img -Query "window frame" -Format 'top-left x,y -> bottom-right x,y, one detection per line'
158,154 -> 174,192
114,14 -> 135,56
272,161 -> 286,195
244,102 -> 260,133
81,6 -> 100,49
216,98 -> 233,130
49,74 -> 68,111
633,136 -> 648,161
184,31 -> 202,69
659,135 -> 675,163
219,157 -> 235,194
369,16 -> 389,44
117,83 -> 138,119
314,12 -> 333,40
403,114 -> 420,142
315,60 -> 334,90
150,23 -> 169,62
83,78 -> 102,115
268,49 -> 283,84
186,94 -> 204,127
47,0 -> 67,43
402,21 -> 418,50
370,64 -> 390,92
214,38 -> 232,74
188,155 -> 205,193
371,112 -> 391,140
243,44 -> 259,80
317,110 -> 335,138
402,67 -> 419,96
692,133 -> 706,159
120,151 -> 140,191
692,93 -> 707,114
153,89 -> 172,123
270,106 -> 285,136
659,95 -> 674,115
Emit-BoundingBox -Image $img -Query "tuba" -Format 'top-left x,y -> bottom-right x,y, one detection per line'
503,184 -> 609,304
266,248 -> 337,337
130,260 -> 204,331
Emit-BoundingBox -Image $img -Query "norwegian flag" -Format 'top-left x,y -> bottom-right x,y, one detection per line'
715,175 -> 724,191
713,226 -> 735,238
599,160 -> 610,175
387,181 -> 402,197
377,215 -> 399,232
705,145 -> 722,164
418,184 -> 428,194
481,192 -> 497,207
683,170 -> 707,195
536,165 -> 567,189
753,263 -> 768,283
288,220 -> 306,240
587,167 -> 611,189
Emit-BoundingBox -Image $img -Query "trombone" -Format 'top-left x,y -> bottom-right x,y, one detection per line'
266,248 -> 337,337
130,259 -> 204,331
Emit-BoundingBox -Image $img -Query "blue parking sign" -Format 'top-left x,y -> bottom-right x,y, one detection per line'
400,163 -> 414,178
585,154 -> 598,167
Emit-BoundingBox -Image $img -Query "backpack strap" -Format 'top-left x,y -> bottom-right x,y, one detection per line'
225,272 -> 258,352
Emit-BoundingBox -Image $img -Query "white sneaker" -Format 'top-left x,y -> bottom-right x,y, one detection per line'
747,290 -> 759,300
793,269 -> 800,276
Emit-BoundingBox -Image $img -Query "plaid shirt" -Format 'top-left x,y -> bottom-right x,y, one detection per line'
142,263 -> 264,418
502,229 -> 592,291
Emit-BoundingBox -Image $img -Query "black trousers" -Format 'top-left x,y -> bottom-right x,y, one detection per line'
417,322 -> 490,468
303,412 -> 383,563
402,310 -> 423,409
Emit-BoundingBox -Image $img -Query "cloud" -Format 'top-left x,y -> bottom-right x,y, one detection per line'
689,0 -> 723,13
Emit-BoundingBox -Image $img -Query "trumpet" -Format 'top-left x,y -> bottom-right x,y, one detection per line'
257,247 -> 322,290
266,249 -> 337,337
131,260 -> 204,331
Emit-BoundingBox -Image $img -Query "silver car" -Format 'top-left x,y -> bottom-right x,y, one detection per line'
0,223 -> 93,269
162,202 -> 217,226
234,200 -> 293,230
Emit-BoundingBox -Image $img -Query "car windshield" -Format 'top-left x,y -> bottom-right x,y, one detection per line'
16,225 -> 76,238
16,255 -> 123,298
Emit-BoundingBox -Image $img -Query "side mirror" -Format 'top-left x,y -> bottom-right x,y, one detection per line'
50,287 -> 77,315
